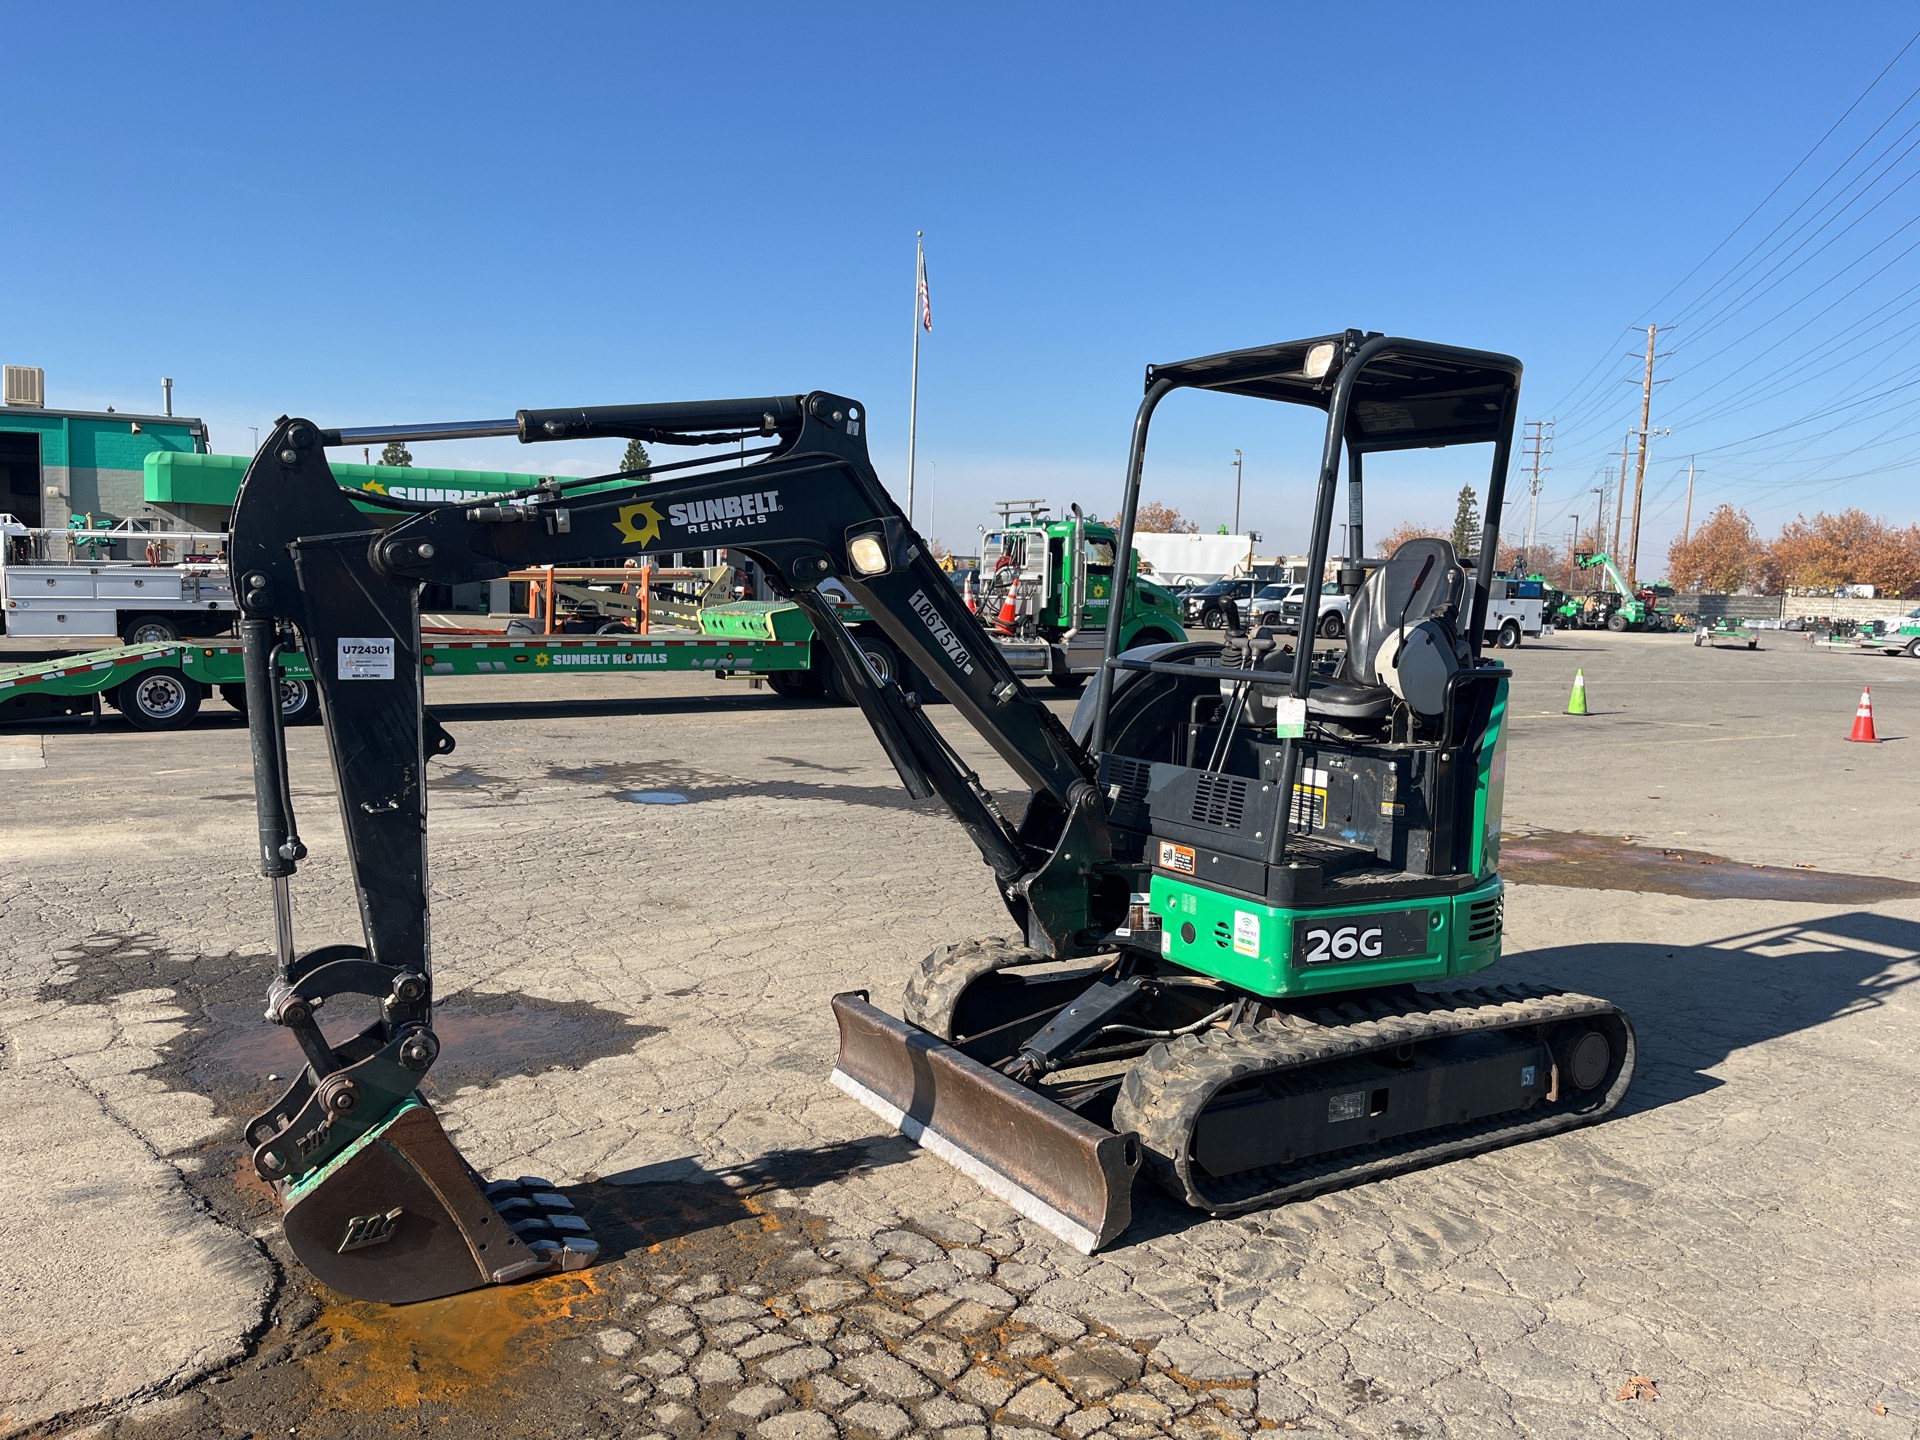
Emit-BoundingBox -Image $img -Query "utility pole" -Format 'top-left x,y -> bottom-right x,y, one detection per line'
1680,458 -> 1697,545
1520,419 -> 1553,563
1589,486 -> 1605,581
1627,325 -> 1657,587
1231,449 -> 1244,535
1614,434 -> 1631,578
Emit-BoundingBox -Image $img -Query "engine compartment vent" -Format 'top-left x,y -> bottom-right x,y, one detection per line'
1190,772 -> 1248,829
1467,894 -> 1503,942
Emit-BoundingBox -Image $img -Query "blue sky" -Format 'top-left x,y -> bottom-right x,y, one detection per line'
7,4 -> 1920,570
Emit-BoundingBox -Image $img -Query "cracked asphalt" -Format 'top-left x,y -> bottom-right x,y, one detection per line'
2,631 -> 1918,1440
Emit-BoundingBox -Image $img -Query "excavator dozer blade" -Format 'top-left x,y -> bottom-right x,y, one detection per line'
829,992 -> 1139,1253
278,1098 -> 597,1305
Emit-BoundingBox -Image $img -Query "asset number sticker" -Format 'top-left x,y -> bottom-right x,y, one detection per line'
1157,841 -> 1195,875
1293,908 -> 1429,966
338,637 -> 396,681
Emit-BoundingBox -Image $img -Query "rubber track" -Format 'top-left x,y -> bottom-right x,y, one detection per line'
1111,983 -> 1636,1215
901,936 -> 1050,1039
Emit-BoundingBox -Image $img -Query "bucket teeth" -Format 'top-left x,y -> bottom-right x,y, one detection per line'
484,1175 -> 602,1267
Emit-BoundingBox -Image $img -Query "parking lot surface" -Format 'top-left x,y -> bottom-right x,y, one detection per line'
3,631 -> 1918,1440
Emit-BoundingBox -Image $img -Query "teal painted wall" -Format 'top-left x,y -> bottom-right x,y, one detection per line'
0,410 -> 206,524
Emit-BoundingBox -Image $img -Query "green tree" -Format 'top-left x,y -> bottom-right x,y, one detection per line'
1450,485 -> 1481,555
620,438 -> 652,477
380,441 -> 413,467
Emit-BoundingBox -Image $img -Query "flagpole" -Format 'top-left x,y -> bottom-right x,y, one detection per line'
907,231 -> 923,526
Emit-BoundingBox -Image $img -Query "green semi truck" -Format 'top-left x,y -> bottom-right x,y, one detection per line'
972,506 -> 1186,689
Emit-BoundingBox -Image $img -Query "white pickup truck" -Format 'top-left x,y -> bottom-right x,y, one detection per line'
1263,573 -> 1543,648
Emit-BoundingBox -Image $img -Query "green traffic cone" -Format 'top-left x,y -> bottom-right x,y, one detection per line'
1566,668 -> 1589,716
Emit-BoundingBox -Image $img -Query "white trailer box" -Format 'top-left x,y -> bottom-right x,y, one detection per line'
1131,532 -> 1256,586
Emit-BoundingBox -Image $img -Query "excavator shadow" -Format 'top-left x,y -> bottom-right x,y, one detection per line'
567,1137 -> 919,1262
1515,908 -> 1920,1117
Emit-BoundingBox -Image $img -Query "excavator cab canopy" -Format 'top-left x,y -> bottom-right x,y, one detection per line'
1145,331 -> 1521,452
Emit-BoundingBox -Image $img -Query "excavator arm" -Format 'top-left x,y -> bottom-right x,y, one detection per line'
227,391 -> 1119,1301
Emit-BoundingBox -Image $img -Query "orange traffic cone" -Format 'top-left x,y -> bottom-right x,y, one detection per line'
995,592 -> 1018,635
1848,686 -> 1879,743
964,574 -> 977,613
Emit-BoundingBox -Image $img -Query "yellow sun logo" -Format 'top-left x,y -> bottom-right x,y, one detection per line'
613,501 -> 664,548
534,652 -> 551,667
362,479 -> 389,495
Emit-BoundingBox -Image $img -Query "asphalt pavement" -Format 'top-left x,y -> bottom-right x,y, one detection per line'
2,631 -> 1917,1440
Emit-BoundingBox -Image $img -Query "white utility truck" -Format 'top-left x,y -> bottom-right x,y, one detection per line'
1,516 -> 236,643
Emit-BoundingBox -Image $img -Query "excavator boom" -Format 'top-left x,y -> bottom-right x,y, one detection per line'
229,391 -> 1123,1301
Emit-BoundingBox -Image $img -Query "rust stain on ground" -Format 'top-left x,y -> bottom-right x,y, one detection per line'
304,1268 -> 610,1412
1502,830 -> 1920,903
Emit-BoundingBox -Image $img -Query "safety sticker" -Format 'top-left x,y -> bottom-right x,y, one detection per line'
1232,910 -> 1261,958
338,637 -> 396,681
1274,695 -> 1307,739
1157,841 -> 1195,875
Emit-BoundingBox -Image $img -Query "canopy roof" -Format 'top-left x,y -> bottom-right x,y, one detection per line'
1146,333 -> 1522,451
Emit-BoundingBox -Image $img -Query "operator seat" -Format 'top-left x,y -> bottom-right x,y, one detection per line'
1230,540 -> 1474,725
1341,538 -> 1473,716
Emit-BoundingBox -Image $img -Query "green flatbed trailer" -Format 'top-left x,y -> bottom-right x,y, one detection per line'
1695,618 -> 1758,650
0,626 -> 813,730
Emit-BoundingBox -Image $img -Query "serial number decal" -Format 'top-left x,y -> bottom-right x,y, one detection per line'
1157,841 -> 1196,875
1293,908 -> 1430,966
907,588 -> 975,675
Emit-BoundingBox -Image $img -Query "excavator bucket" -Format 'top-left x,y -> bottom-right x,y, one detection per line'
829,993 -> 1139,1253
275,1098 -> 597,1305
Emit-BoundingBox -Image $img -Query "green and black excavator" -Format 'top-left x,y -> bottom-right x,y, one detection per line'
229,329 -> 1634,1302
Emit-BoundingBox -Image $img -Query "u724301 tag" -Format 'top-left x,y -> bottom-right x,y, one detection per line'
338,637 -> 396,680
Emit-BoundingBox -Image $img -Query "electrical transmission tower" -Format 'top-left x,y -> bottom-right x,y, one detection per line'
1520,419 -> 1554,566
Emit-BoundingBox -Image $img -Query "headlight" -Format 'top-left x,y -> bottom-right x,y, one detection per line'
848,534 -> 889,576
1304,341 -> 1338,379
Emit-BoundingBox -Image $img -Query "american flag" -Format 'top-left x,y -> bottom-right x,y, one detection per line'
917,241 -> 933,332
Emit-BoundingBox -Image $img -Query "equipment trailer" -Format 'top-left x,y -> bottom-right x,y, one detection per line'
226,333 -> 1633,1304
0,629 -> 811,729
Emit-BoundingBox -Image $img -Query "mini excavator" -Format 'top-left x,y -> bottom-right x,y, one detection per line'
230,331 -> 1634,1303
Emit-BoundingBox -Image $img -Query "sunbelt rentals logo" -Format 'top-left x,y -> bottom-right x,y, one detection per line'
669,490 -> 784,537
908,588 -> 974,675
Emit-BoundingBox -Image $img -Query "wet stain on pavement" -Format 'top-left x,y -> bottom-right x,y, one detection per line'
549,759 -> 940,813
428,762 -> 518,796
1503,830 -> 1920,902
40,938 -> 661,1114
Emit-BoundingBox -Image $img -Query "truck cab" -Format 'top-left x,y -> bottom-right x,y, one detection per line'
979,507 -> 1184,687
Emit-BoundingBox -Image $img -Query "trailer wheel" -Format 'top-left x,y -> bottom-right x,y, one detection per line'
1048,674 -> 1088,693
118,670 -> 201,730
218,677 -> 320,723
832,632 -> 903,705
123,615 -> 182,645
767,667 -> 825,700
1497,620 -> 1522,649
